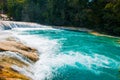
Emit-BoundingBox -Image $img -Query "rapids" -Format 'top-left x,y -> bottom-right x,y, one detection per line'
0,21 -> 120,80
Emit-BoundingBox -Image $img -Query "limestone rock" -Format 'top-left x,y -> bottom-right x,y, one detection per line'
0,40 -> 39,61
0,55 -> 31,80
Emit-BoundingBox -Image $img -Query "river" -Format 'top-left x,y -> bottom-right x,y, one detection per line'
11,26 -> 120,80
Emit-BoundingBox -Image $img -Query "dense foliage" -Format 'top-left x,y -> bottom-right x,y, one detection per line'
0,0 -> 120,36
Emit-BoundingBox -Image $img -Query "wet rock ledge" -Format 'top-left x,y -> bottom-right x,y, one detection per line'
0,33 -> 39,80
0,40 -> 39,61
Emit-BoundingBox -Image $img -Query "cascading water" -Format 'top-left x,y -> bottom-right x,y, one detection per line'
0,21 -> 120,80
0,21 -> 47,30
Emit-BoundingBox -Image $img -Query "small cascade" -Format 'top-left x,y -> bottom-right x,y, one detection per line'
0,21 -> 47,30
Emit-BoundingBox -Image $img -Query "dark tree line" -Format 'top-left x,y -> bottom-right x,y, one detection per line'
0,0 -> 120,36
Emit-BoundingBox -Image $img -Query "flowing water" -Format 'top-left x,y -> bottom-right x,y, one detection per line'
12,27 -> 120,80
0,21 -> 120,80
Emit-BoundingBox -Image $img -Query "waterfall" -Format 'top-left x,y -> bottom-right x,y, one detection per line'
0,21 -> 49,30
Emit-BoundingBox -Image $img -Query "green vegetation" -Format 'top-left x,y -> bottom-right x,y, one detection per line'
0,0 -> 120,36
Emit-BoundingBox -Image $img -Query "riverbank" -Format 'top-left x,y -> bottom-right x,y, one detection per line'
0,14 -> 11,21
0,31 -> 39,79
52,25 -> 120,39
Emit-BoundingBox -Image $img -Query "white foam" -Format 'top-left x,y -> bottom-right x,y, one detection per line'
12,30 -> 61,80
32,51 -> 119,80
0,31 -> 13,41
11,27 -> 57,31
14,34 -> 60,54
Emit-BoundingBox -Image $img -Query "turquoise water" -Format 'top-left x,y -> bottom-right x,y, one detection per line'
16,28 -> 120,80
